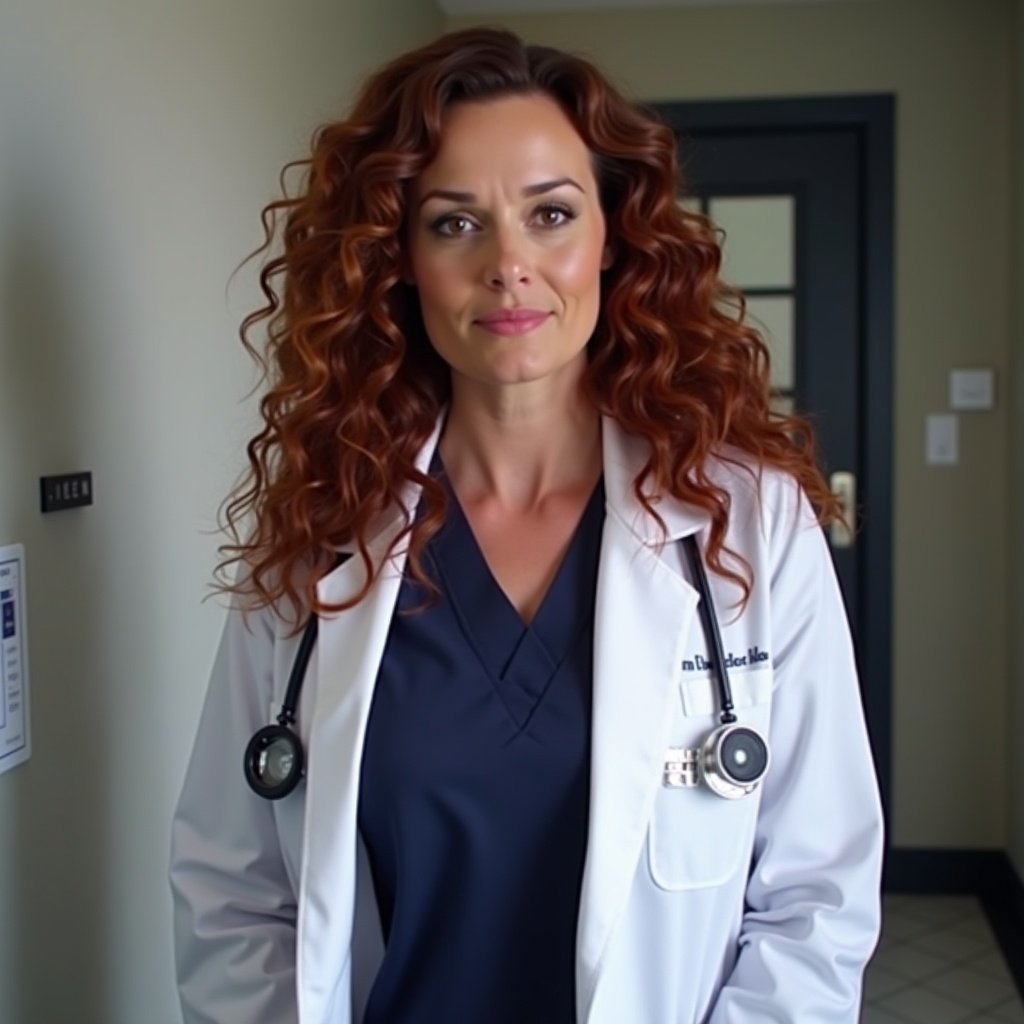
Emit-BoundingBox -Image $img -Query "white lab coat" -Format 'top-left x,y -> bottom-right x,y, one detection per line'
170,414 -> 883,1023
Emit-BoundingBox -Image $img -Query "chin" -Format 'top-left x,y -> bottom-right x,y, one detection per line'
485,357 -> 565,386
446,342 -> 589,391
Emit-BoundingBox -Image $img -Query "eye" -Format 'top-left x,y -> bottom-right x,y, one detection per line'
532,203 -> 576,228
429,213 -> 478,238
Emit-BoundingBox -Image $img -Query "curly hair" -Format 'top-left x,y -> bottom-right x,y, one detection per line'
217,26 -> 840,620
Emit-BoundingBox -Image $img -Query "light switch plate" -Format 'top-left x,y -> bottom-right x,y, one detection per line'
949,368 -> 995,411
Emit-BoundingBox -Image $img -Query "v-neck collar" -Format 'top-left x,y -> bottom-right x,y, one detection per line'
428,451 -> 605,692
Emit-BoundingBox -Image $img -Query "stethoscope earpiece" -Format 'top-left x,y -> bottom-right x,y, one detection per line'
244,723 -> 305,800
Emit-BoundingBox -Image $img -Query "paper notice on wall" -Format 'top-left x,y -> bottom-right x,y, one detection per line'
0,544 -> 30,775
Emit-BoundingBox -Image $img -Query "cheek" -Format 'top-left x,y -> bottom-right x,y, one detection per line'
549,236 -> 606,298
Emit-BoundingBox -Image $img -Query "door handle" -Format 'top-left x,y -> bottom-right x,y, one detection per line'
829,471 -> 856,548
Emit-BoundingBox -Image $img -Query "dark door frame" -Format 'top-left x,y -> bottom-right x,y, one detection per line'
652,95 -> 896,827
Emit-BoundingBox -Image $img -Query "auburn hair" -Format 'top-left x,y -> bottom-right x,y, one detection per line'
217,26 -> 840,620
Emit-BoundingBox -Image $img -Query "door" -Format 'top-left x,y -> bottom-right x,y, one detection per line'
654,97 -> 895,816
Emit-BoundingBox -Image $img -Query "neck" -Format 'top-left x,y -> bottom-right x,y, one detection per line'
438,368 -> 602,510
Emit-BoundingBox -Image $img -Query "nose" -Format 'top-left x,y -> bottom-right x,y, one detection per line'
484,230 -> 531,291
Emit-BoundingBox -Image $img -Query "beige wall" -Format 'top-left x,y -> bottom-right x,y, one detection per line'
448,0 -> 1014,850
0,2 -> 442,1022
1010,0 -> 1024,880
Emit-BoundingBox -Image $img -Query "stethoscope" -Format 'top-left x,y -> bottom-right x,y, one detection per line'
244,536 -> 770,801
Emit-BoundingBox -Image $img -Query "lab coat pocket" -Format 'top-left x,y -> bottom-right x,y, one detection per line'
648,669 -> 772,891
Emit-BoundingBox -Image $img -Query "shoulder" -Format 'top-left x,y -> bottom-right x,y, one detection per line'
701,446 -> 814,544
221,557 -> 311,645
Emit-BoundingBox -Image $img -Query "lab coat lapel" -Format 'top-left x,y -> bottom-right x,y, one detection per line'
297,417 -> 443,1023
575,420 -> 705,1021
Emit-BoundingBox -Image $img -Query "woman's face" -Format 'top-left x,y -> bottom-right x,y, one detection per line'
407,93 -> 611,393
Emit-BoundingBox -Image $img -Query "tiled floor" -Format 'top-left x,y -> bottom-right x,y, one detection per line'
863,895 -> 1024,1023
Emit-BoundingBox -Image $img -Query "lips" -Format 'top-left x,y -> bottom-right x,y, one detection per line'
474,308 -> 552,336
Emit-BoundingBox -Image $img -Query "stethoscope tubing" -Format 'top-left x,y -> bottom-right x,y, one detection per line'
279,616 -> 318,728
681,536 -> 737,724
245,535 -> 764,799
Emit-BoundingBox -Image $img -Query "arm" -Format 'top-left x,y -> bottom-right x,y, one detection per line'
169,601 -> 300,1024
707,483 -> 884,1023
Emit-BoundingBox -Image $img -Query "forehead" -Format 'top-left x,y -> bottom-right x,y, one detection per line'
414,93 -> 595,192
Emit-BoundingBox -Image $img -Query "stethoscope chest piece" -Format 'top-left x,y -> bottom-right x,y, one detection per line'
701,723 -> 770,799
663,724 -> 770,799
244,723 -> 304,800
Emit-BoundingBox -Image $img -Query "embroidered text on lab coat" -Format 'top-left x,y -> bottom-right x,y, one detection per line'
681,646 -> 769,672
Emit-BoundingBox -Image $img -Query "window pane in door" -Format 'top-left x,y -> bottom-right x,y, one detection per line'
746,295 -> 795,391
771,394 -> 795,418
708,195 -> 795,289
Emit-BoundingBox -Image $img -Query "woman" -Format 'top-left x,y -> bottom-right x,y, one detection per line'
171,27 -> 883,1024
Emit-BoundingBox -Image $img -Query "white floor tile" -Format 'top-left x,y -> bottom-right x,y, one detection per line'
956,913 -> 1001,940
880,910 -> 935,943
876,985 -> 976,1024
873,941 -> 954,981
909,922 -> 995,961
923,963 -> 1016,1010
991,997 -> 1024,1023
860,1005 -> 914,1024
897,895 -> 984,926
863,964 -> 910,1003
873,930 -> 906,960
969,948 -> 1017,983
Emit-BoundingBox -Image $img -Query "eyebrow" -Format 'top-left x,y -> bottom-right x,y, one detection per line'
417,177 -> 585,208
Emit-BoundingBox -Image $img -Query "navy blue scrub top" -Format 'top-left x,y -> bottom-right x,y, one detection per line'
357,460 -> 605,1023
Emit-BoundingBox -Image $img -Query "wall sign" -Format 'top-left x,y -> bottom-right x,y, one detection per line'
0,544 -> 30,775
